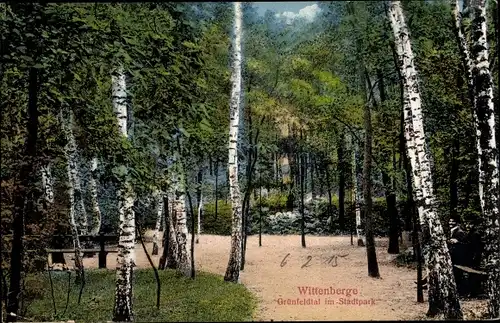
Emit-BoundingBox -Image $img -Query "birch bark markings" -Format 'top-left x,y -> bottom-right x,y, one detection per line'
470,0 -> 500,317
224,1 -> 244,283
112,67 -> 136,322
60,109 -> 85,281
40,164 -> 54,204
89,157 -> 102,236
171,159 -> 191,277
389,1 -> 463,319
152,190 -> 164,256
61,110 -> 88,235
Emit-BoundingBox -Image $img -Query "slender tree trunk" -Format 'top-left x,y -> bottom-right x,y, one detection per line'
259,171 -> 263,247
215,159 -> 219,221
310,155 -> 315,199
352,136 -> 364,246
159,195 -> 170,270
89,157 -> 102,236
300,131 -> 306,248
325,162 -> 334,231
61,110 -> 88,236
60,109 -> 85,283
166,190 -> 179,269
152,190 -> 163,256
112,66 -> 136,322
363,71 -> 380,278
470,0 -> 500,317
449,139 -> 459,221
40,163 -> 54,204
338,130 -> 346,232
172,154 -> 191,277
196,169 -> 203,244
7,65 -> 39,322
389,1 -> 462,318
224,1 -> 244,283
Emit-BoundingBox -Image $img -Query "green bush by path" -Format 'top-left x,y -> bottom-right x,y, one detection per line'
21,269 -> 257,322
202,200 -> 233,235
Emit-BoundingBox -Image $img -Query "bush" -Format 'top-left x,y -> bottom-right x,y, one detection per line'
202,200 -> 232,235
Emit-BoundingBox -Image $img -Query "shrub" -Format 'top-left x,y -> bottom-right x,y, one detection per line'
202,200 -> 232,235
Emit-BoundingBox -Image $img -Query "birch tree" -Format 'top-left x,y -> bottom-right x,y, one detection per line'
89,157 -> 102,236
388,1 -> 463,319
60,109 -> 85,283
470,0 -> 500,317
112,66 -> 136,322
224,1 -> 244,283
152,189 -> 164,256
40,164 -> 54,204
171,145 -> 191,277
352,133 -> 364,246
60,109 -> 88,235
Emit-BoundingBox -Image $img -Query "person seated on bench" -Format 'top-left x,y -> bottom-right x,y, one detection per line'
464,221 -> 485,298
448,217 -> 468,296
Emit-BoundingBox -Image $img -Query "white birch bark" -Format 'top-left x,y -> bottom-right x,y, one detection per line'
89,157 -> 102,236
470,0 -> 500,317
196,192 -> 202,244
112,66 -> 136,322
63,135 -> 84,282
224,1 -> 244,283
60,110 -> 88,235
171,159 -> 191,277
351,134 -> 364,246
152,189 -> 163,256
40,164 -> 54,204
389,1 -> 462,319
165,189 -> 179,269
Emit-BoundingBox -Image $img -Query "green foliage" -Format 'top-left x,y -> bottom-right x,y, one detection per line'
202,200 -> 233,235
18,269 -> 256,322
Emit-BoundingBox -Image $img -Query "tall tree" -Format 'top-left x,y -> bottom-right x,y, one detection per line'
470,0 -> 500,317
388,1 -> 462,319
112,66 -> 136,322
89,157 -> 102,236
363,71 -> 380,278
224,1 -> 244,283
60,109 -> 85,282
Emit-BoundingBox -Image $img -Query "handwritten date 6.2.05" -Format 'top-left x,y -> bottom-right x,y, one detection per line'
280,253 -> 349,268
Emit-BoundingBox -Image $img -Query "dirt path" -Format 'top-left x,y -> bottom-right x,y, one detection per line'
80,233 -> 429,320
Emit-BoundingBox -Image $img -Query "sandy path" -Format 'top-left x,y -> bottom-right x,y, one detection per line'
78,233 -> 428,321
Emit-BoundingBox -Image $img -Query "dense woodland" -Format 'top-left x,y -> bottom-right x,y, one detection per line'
1,0 -> 499,321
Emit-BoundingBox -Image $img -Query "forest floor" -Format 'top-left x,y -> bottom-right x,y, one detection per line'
77,233 -> 487,321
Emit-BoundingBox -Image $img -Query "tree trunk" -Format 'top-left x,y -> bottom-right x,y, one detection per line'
215,159 -> 219,221
40,163 -> 54,204
62,109 -> 88,236
389,1 -> 463,319
89,157 -> 102,236
352,133 -> 364,247
470,0 -> 500,317
172,158 -> 191,277
166,191 -> 179,269
300,130 -> 306,248
325,162 -> 334,231
363,71 -> 380,278
60,109 -> 85,283
224,1 -> 243,283
152,190 -> 163,256
196,169 -> 203,244
7,65 -> 39,322
159,195 -> 170,270
383,169 -> 399,254
338,130 -> 346,232
112,66 -> 136,322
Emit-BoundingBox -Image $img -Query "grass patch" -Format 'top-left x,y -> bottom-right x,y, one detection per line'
22,269 -> 257,322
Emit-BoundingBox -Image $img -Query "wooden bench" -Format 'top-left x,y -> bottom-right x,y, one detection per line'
47,234 -> 119,269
